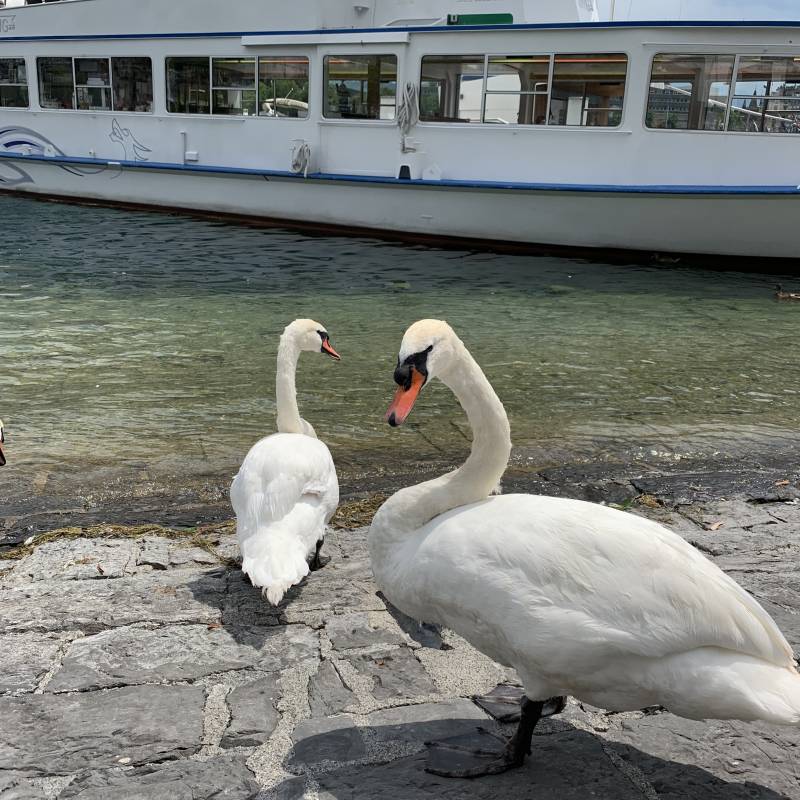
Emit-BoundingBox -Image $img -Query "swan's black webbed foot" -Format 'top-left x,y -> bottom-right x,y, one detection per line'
308,539 -> 330,571
474,684 -> 566,723
425,697 -> 553,778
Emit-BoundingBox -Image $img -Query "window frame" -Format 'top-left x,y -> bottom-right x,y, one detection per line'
73,56 -> 112,112
547,52 -> 629,129
0,56 -> 29,109
644,51 -> 800,136
258,54 -> 311,119
482,53 -> 553,126
37,55 -> 153,113
321,52 -> 399,122
110,56 -> 154,114
417,50 -> 628,129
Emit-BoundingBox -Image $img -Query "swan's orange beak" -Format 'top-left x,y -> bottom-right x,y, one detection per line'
386,368 -> 425,427
321,338 -> 341,361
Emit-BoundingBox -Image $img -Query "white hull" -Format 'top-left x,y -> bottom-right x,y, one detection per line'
7,159 -> 795,258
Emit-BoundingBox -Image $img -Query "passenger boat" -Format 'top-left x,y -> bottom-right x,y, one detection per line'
0,0 -> 797,258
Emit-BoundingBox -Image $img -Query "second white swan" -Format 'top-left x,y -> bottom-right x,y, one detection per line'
369,319 -> 800,778
231,319 -> 340,605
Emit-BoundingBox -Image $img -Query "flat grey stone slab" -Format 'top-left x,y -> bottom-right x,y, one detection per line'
222,676 -> 281,748
291,715 -> 366,766
310,728 -> 644,800
8,538 -> 139,583
0,570 -> 225,634
0,772 -> 46,799
604,712 -> 800,799
309,660 -> 356,717
0,632 -> 63,693
367,699 -> 491,748
348,648 -> 437,700
326,612 -> 404,651
47,622 -> 318,692
59,754 -> 260,799
0,685 -> 204,775
136,536 -> 171,570
169,546 -> 219,568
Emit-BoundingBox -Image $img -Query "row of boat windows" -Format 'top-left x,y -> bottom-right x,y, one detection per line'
1,52 -> 799,133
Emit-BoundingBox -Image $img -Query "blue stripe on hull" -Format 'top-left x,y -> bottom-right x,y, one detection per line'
0,150 -> 797,196
0,19 -> 797,43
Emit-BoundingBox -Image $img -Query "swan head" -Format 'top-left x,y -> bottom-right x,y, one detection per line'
0,419 -> 5,466
386,319 -> 457,427
283,318 -> 341,360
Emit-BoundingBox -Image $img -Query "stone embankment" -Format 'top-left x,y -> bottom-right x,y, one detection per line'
1,459 -> 800,799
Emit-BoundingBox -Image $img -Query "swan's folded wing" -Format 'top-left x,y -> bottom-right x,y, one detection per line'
231,434 -> 337,532
507,501 -> 795,670
422,496 -> 794,672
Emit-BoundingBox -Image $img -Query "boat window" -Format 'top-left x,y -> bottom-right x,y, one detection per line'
549,53 -> 627,127
112,57 -> 153,113
484,55 -> 550,125
37,56 -> 74,110
323,54 -> 397,120
259,56 -> 309,118
75,57 -> 112,111
419,55 -> 484,122
166,57 -> 210,114
728,56 -> 800,134
646,54 -> 734,131
212,57 -> 256,116
0,58 -> 28,108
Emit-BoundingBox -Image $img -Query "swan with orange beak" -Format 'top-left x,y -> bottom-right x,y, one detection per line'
371,320 -> 800,780
230,319 -> 341,605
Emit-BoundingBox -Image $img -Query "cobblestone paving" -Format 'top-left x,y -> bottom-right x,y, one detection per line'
2,463 -> 800,799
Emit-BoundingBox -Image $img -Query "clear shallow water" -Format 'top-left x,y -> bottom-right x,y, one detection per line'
1,194 -> 799,486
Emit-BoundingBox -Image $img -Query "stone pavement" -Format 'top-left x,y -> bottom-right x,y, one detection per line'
2,464 -> 800,799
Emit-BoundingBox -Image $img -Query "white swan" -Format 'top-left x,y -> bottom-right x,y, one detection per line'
230,319 -> 340,605
369,319 -> 800,778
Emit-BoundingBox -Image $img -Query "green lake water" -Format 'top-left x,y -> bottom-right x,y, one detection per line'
1,194 -> 799,493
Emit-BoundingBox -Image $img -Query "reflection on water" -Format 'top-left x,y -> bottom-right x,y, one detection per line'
1,195 -> 799,485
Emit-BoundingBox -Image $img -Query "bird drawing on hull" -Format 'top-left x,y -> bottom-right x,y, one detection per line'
369,319 -> 800,779
230,319 -> 340,605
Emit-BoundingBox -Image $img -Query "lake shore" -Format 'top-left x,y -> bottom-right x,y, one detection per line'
1,440 -> 799,798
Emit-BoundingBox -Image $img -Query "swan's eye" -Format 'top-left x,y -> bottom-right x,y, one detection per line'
395,345 -> 433,388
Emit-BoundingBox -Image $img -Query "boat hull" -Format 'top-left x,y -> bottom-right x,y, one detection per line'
4,157 -> 794,259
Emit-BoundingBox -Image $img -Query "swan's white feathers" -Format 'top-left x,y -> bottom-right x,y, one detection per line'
394,495 -> 793,673
371,318 -> 800,725
231,432 -> 338,603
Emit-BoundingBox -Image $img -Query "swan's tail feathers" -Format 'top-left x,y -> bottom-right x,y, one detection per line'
240,526 -> 310,607
660,649 -> 800,725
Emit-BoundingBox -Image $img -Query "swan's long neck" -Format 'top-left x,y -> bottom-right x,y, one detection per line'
371,342 -> 511,559
275,333 -> 303,434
